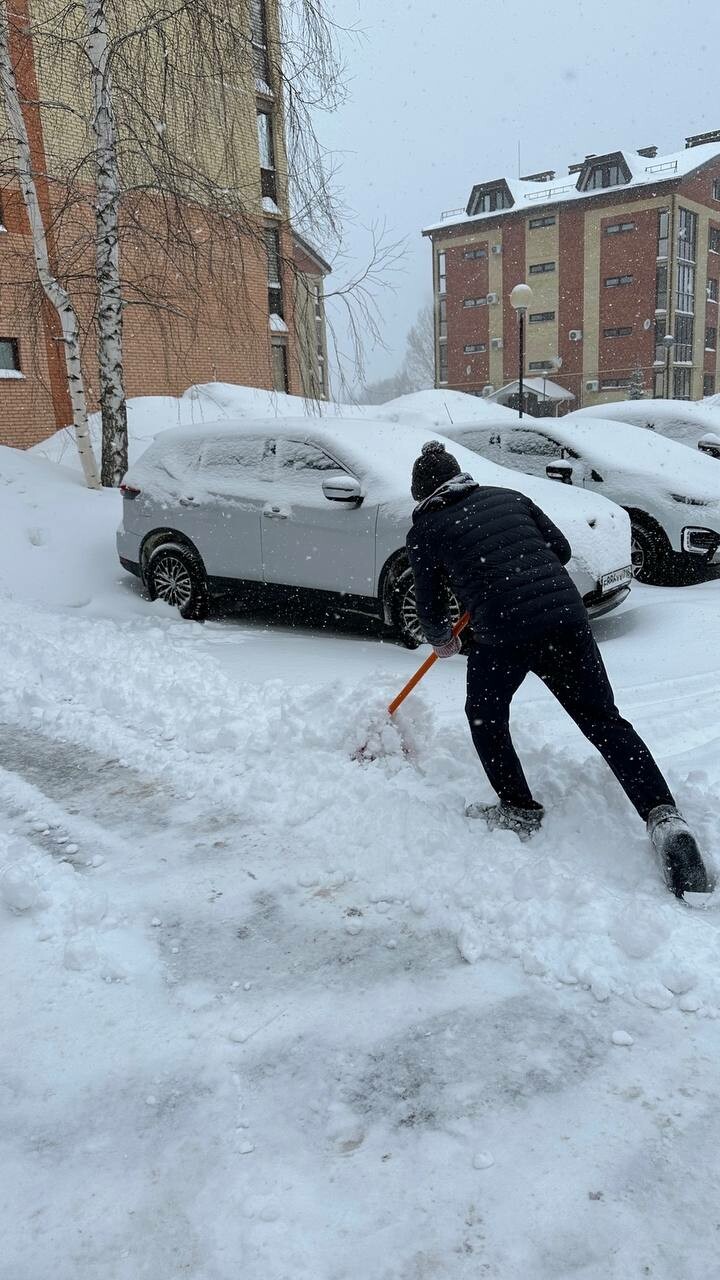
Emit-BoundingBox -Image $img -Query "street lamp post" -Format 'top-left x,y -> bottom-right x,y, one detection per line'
663,332 -> 675,400
510,283 -> 533,418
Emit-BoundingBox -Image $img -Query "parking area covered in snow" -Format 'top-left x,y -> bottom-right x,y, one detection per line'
4,403 -> 720,1279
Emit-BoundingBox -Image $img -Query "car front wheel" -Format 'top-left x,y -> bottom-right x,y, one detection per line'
390,567 -> 463,650
630,522 -> 670,585
146,544 -> 208,620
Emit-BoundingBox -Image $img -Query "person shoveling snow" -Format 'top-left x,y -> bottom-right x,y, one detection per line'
406,440 -> 713,902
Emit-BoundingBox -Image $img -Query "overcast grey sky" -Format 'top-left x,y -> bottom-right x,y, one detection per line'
318,0 -> 720,387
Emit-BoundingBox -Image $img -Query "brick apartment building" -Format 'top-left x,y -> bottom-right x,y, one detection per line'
424,132 -> 720,412
0,0 -> 330,451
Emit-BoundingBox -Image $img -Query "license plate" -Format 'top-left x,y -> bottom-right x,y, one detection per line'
600,566 -> 632,592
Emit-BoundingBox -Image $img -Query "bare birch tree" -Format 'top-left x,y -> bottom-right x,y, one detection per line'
1,0 -> 401,482
0,7 -> 100,488
84,0 -> 127,486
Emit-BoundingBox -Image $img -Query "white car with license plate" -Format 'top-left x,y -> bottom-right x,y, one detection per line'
117,418 -> 633,645
441,416 -> 720,583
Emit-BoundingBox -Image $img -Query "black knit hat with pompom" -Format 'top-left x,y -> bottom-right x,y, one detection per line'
411,440 -> 462,501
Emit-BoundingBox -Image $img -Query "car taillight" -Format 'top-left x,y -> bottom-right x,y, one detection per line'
120,483 -> 141,499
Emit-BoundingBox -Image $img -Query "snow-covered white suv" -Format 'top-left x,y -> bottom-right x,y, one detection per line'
117,418 -> 632,644
442,417 -> 720,583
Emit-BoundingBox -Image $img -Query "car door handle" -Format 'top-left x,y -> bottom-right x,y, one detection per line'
263,506 -> 288,520
179,496 -> 198,507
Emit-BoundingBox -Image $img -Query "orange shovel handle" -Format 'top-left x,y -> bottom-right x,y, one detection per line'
388,612 -> 470,717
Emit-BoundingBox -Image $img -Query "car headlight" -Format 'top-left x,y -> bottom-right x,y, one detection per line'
670,493 -> 711,506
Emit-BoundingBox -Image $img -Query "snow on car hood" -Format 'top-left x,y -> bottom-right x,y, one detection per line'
556,417 -> 720,503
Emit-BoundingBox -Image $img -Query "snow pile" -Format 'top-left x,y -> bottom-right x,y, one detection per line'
31,383 -> 518,471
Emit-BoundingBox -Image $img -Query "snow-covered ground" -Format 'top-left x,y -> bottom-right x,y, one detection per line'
3,427 -> 720,1279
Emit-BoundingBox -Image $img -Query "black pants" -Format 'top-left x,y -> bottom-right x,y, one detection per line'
465,621 -> 675,822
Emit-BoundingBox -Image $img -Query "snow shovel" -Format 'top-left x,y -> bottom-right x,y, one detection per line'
388,611 -> 470,715
353,612 -> 470,762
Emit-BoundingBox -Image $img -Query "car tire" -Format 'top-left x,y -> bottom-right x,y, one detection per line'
630,521 -> 671,585
389,567 -> 465,650
146,543 -> 209,620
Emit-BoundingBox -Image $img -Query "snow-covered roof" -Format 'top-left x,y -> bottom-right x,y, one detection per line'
492,378 -> 575,403
424,140 -> 720,234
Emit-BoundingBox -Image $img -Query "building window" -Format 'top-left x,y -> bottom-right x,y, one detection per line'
677,262 -> 695,314
437,251 -> 447,293
708,278 -> 719,303
586,161 -> 625,189
251,0 -> 271,85
600,377 -> 631,389
657,209 -> 669,260
654,318 -> 670,363
438,343 -> 448,383
678,207 -> 698,269
529,360 -> 554,371
528,261 -> 555,274
0,337 -> 21,371
605,275 -> 633,287
655,263 -> 668,312
674,313 -> 694,363
706,326 -> 718,350
463,248 -> 487,260
605,221 -> 636,235
462,296 -> 487,308
271,342 -> 288,393
710,228 -> 720,254
529,215 -> 555,229
529,311 -> 555,323
463,343 -> 486,354
604,326 -> 633,338
704,374 -> 716,396
673,367 -> 692,399
474,188 -> 511,213
438,297 -> 447,339
265,226 -> 283,317
713,180 -> 720,202
257,109 -> 277,201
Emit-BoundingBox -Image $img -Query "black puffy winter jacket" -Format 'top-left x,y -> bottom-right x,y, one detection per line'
406,473 -> 588,646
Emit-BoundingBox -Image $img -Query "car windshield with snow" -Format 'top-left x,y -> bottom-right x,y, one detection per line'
441,417 -> 720,583
570,398 -> 720,460
117,418 -> 632,644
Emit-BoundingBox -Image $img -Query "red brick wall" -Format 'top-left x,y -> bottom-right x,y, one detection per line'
445,241 -> 489,389
597,207 -> 658,391
0,1 -> 304,452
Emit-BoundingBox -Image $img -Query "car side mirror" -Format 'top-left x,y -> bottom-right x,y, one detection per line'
546,460 -> 574,485
322,473 -> 363,504
698,434 -> 720,460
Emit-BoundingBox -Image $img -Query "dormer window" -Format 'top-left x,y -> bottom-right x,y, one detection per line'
466,180 -> 514,217
578,153 -> 631,192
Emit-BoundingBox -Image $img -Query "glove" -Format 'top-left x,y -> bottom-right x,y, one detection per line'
432,635 -> 461,659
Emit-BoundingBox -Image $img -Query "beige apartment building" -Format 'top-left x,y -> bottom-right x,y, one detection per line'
0,0 -> 330,450
424,133 -> 720,411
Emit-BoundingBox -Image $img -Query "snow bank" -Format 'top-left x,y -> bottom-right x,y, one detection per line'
31,383 -> 518,472
0,445 -> 122,610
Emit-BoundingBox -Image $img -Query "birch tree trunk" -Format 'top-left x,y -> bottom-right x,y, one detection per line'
84,0 -> 128,487
0,11 -> 100,488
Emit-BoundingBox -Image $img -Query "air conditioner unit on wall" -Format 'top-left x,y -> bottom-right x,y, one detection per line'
569,329 -> 583,342
491,244 -> 502,255
486,292 -> 499,304
585,379 -> 599,393
491,337 -> 504,350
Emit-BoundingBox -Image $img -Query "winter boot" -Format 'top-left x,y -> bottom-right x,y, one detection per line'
647,805 -> 713,900
465,800 -> 544,841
